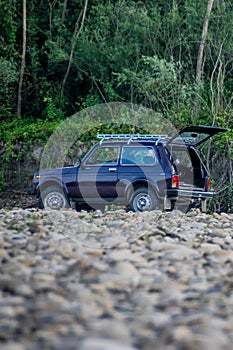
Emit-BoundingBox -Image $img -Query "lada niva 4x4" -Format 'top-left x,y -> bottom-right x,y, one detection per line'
28,126 -> 227,212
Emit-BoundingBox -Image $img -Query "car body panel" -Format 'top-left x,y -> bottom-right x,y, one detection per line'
77,164 -> 119,200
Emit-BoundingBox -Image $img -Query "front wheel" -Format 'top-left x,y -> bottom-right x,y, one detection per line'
127,187 -> 159,212
39,186 -> 70,210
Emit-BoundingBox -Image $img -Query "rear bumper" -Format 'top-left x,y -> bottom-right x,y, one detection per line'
166,188 -> 215,200
165,188 -> 215,212
177,188 -> 215,200
166,189 -> 178,198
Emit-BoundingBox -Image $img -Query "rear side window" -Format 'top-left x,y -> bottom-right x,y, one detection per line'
121,146 -> 157,165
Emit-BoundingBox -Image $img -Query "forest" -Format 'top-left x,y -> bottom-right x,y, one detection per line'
0,0 -> 233,211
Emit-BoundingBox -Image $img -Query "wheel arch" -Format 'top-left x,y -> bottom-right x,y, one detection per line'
38,179 -> 68,198
125,179 -> 159,203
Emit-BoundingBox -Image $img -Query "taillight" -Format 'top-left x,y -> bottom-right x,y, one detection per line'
172,175 -> 179,188
206,177 -> 211,191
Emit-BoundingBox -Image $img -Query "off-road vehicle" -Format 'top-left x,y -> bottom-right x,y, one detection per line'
28,126 -> 226,212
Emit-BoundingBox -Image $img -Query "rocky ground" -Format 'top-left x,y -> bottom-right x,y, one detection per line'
0,188 -> 38,210
0,206 -> 233,350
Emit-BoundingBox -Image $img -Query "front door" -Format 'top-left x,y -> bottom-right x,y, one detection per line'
77,145 -> 120,203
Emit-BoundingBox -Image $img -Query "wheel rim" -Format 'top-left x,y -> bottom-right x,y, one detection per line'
133,193 -> 152,212
44,191 -> 66,209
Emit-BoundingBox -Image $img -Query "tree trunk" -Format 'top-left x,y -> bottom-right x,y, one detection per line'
62,0 -> 68,25
48,1 -> 58,42
17,0 -> 27,117
61,0 -> 89,99
192,0 -> 215,121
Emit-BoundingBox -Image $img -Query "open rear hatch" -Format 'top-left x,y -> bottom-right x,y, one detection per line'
166,125 -> 228,211
167,125 -> 227,146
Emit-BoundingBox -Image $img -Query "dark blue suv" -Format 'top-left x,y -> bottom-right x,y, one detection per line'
29,126 -> 226,212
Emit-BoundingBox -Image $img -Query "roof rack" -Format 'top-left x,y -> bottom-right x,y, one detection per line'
97,134 -> 168,144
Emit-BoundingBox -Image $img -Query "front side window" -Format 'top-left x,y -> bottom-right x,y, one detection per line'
121,146 -> 157,165
86,146 -> 119,165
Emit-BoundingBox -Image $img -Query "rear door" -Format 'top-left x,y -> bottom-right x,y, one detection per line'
117,145 -> 168,198
167,126 -> 227,191
167,125 -> 227,146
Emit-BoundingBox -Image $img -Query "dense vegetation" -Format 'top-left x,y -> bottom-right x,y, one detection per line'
0,0 -> 233,211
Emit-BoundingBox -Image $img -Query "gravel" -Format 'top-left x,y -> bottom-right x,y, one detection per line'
0,207 -> 233,349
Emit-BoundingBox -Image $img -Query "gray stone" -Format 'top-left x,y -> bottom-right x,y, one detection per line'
81,338 -> 137,350
0,208 -> 233,349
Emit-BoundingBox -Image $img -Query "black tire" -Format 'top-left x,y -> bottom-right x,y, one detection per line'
75,203 -> 93,212
75,203 -> 105,212
39,186 -> 70,210
127,187 -> 159,212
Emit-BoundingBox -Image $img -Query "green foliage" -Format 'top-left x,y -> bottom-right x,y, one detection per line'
1,0 -> 232,121
77,91 -> 102,109
42,97 -> 65,121
0,0 -> 233,209
0,57 -> 18,112
115,55 -> 194,126
0,117 -> 62,161
0,0 -> 18,58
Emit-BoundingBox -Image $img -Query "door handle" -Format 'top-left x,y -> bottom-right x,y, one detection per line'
109,168 -> 117,172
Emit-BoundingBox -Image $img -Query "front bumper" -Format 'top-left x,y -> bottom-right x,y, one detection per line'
27,187 -> 36,195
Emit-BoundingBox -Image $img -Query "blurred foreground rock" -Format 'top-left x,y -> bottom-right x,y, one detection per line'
0,208 -> 233,350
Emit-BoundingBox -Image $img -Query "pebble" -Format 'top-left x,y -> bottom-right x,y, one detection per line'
0,207 -> 233,349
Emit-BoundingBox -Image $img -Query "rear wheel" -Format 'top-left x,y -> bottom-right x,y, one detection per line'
127,187 -> 159,212
39,186 -> 70,210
